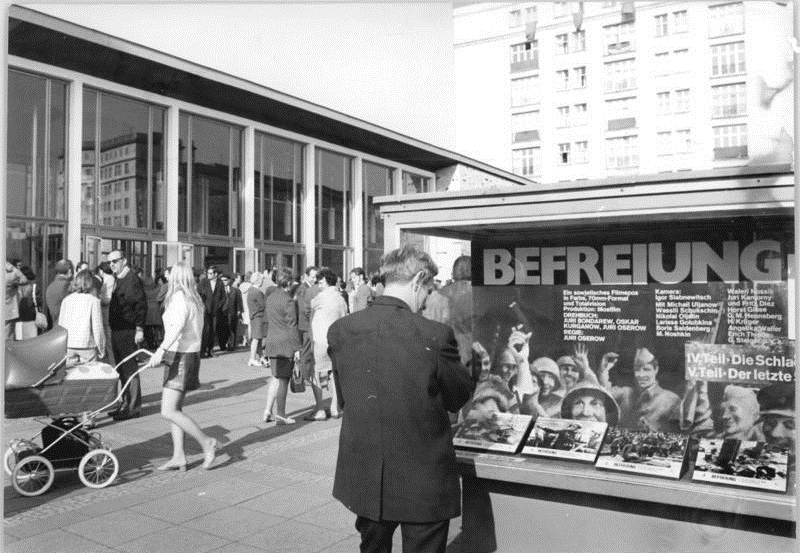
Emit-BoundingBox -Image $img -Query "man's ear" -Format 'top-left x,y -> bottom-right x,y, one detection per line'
411,270 -> 425,290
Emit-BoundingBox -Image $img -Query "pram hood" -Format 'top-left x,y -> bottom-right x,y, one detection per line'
5,326 -> 68,389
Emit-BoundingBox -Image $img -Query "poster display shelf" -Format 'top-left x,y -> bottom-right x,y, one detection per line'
456,449 -> 795,521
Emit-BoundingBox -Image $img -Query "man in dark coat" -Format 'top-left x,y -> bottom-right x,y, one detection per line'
294,266 -> 319,380
45,259 -> 74,329
328,245 -> 478,553
197,265 -> 226,357
220,273 -> 243,351
107,250 -> 147,420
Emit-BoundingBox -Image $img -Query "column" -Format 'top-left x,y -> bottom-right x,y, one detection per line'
303,143 -> 316,266
67,79 -> 84,262
164,105 -> 180,266
351,157 -> 364,268
243,126 -> 256,271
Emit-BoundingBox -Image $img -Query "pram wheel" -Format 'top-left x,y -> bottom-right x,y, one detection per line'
11,455 -> 55,496
4,439 -> 38,476
78,449 -> 119,489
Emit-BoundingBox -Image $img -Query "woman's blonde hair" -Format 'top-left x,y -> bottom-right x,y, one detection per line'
164,262 -> 204,314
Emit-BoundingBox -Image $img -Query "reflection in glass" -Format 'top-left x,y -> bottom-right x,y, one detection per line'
317,149 -> 351,246
254,134 -> 303,243
7,71 -> 67,220
363,162 -> 391,275
82,90 -> 166,230
402,171 -> 430,194
180,114 -> 243,237
6,220 -> 65,291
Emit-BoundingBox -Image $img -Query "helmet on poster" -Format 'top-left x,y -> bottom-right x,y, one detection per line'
561,385 -> 620,427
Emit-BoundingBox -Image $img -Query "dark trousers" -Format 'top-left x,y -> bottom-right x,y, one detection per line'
225,313 -> 239,350
355,516 -> 449,553
111,328 -> 142,416
298,330 -> 315,380
202,312 -> 226,354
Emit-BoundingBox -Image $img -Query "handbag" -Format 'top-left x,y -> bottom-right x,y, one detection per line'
289,361 -> 305,393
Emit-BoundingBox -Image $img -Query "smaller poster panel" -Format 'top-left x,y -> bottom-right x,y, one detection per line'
692,439 -> 789,493
452,411 -> 533,454
684,341 -> 794,385
595,428 -> 689,479
520,417 -> 607,463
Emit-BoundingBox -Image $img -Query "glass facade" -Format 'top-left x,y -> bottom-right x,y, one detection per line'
7,66 -> 433,285
6,70 -> 68,288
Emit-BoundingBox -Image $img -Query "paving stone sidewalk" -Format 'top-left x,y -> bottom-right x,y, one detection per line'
3,350 -> 463,553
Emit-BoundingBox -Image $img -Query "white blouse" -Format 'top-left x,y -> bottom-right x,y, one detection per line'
161,292 -> 203,353
58,293 -> 106,353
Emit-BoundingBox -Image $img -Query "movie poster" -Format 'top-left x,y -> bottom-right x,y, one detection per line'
464,217 -> 794,461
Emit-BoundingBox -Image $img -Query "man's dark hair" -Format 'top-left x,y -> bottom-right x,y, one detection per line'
304,266 -> 318,276
316,267 -> 338,286
207,265 -> 219,275
96,261 -> 113,276
380,245 -> 438,286
350,267 -> 367,282
54,259 -> 75,276
275,267 -> 294,289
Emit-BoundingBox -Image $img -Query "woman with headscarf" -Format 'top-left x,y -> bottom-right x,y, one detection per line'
145,263 -> 216,471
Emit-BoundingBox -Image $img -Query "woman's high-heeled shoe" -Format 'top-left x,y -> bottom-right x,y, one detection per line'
202,438 -> 218,470
156,460 -> 187,472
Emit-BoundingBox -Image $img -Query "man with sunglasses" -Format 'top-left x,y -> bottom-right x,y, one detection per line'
107,250 -> 147,420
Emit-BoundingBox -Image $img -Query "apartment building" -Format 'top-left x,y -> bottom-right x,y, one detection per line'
454,1 -> 794,183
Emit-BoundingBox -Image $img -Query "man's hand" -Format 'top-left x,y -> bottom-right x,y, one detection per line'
508,325 -> 531,364
599,352 -> 619,374
135,328 -> 145,345
572,343 -> 591,375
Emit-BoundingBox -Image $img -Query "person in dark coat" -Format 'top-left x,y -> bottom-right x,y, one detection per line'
294,266 -> 319,380
107,250 -> 147,420
197,265 -> 226,358
262,267 -> 302,424
328,245 -> 478,553
45,259 -> 73,329
220,273 -> 243,351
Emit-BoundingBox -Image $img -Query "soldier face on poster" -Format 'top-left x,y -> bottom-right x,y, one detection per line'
464,216 -> 794,456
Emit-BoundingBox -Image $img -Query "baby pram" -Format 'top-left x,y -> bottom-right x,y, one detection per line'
4,327 -> 152,496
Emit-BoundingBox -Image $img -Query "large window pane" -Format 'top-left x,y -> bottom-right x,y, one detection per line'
179,115 -> 189,233
191,116 -> 230,236
317,149 -> 352,247
7,71 -> 67,219
83,90 -> 165,229
363,161 -> 391,275
255,134 -> 304,243
6,220 -> 65,292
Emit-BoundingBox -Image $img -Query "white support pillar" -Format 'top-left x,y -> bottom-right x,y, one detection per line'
303,143 -> 316,267
351,157 -> 364,269
383,215 -> 401,252
2,2 -> 8,351
243,126 -> 256,271
165,105 -> 180,244
392,167 -> 403,196
792,0 -> 800,473
66,79 -> 84,262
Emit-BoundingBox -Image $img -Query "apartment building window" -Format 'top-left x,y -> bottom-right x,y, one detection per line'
655,14 -> 668,37
709,3 -> 744,38
510,6 -> 537,28
574,103 -> 588,125
606,96 -> 636,119
511,76 -> 539,107
511,41 -> 539,72
574,141 -> 589,164
512,147 -> 542,177
604,58 -> 636,93
712,82 -> 746,118
711,42 -> 746,77
574,66 -> 587,88
556,70 -> 570,91
672,49 -> 689,73
676,129 -> 692,153
512,111 -> 540,142
673,10 -> 688,33
572,30 -> 586,52
656,92 -> 671,115
558,143 -> 571,164
556,33 -> 569,54
654,52 -> 670,76
605,22 -> 635,55
674,89 -> 690,113
557,105 -> 570,127
713,124 -> 747,159
656,131 -> 672,156
606,135 -> 639,168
